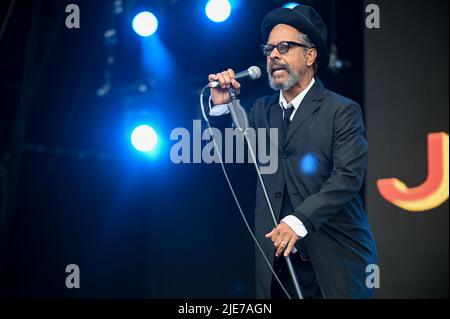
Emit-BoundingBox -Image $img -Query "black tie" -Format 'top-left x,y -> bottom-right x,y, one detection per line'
283,106 -> 294,135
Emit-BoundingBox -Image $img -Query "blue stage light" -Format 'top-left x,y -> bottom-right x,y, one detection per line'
131,125 -> 158,152
132,11 -> 158,37
205,0 -> 231,23
283,2 -> 300,9
300,153 -> 319,175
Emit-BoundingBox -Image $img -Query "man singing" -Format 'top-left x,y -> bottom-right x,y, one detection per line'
208,5 -> 377,299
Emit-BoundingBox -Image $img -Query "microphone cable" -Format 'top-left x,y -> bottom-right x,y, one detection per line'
199,84 -> 293,299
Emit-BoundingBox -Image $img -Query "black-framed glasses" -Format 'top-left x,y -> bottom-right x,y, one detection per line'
260,41 -> 310,56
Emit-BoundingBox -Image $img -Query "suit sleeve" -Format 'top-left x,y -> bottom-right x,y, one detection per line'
207,105 -> 232,129
293,102 -> 368,232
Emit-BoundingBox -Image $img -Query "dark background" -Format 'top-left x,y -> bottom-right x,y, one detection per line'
364,0 -> 448,298
0,0 -> 447,298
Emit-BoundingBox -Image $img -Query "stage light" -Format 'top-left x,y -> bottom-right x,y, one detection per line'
131,125 -> 158,152
283,2 -> 300,9
132,11 -> 158,37
300,153 -> 318,175
205,0 -> 231,23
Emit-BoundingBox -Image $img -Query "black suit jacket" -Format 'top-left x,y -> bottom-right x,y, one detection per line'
211,79 -> 377,298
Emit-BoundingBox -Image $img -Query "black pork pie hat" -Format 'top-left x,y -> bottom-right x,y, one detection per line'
261,5 -> 329,71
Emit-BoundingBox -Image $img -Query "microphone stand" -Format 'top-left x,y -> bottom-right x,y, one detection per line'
227,87 -> 304,300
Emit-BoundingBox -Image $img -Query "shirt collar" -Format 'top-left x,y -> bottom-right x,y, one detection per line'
279,77 -> 316,110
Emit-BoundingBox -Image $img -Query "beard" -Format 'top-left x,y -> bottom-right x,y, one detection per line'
267,61 -> 301,91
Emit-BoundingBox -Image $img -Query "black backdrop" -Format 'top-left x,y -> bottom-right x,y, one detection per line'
364,0 -> 448,298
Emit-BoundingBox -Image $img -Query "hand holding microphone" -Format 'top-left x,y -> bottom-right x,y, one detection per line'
208,66 -> 261,105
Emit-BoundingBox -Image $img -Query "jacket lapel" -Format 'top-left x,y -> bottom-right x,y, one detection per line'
284,79 -> 325,146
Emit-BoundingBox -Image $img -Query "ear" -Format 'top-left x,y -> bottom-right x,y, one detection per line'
306,48 -> 318,67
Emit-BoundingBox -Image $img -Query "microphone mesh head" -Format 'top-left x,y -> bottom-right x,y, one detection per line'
248,66 -> 261,80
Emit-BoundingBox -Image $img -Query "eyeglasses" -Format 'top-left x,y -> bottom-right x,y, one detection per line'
260,41 -> 311,56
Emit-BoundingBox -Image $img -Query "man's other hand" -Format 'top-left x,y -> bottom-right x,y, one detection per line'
265,222 -> 299,257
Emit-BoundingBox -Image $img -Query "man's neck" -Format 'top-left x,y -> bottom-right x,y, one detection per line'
282,74 -> 314,104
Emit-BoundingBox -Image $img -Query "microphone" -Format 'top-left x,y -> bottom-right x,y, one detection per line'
209,66 -> 261,88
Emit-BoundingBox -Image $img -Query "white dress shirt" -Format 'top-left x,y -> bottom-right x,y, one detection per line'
209,78 -> 316,239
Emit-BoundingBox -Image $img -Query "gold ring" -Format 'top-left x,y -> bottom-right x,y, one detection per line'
281,241 -> 288,246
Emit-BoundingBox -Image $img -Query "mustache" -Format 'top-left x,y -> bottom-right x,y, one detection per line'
267,61 -> 291,75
